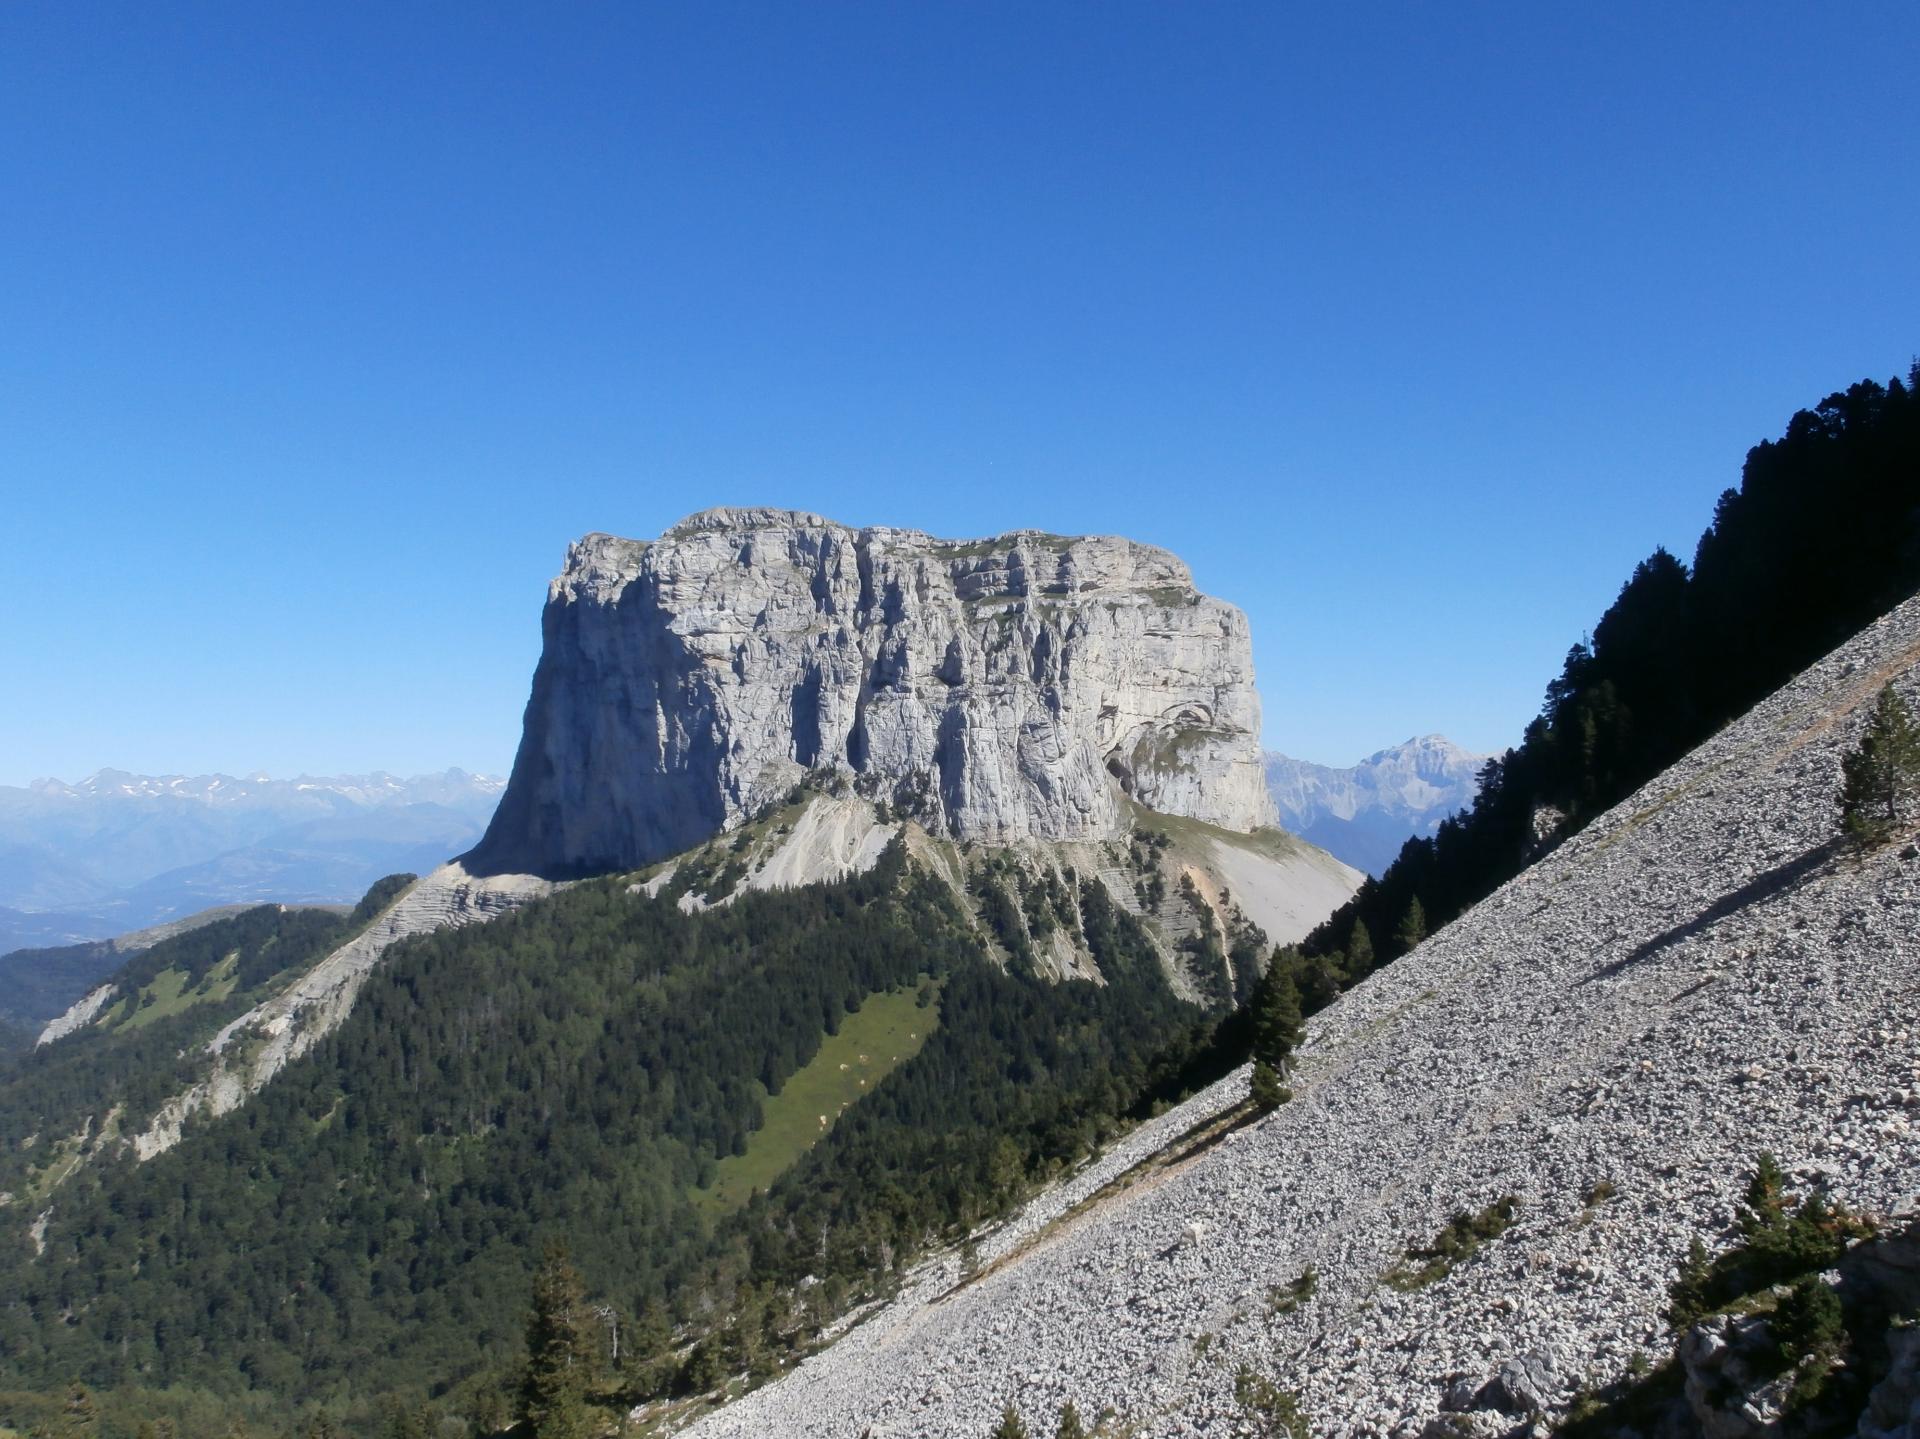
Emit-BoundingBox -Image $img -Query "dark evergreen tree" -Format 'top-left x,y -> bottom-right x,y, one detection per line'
991,1403 -> 1030,1439
1345,921 -> 1375,980
58,1383 -> 97,1438
522,1242 -> 595,1439
1393,896 -> 1427,955
1736,1153 -> 1789,1241
1248,1058 -> 1288,1114
1667,1234 -> 1715,1330
1055,1400 -> 1089,1439
1840,684 -> 1920,845
1249,966 -> 1304,1077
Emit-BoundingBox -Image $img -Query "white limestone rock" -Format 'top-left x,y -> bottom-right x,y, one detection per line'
472,509 -> 1276,876
36,982 -> 118,1047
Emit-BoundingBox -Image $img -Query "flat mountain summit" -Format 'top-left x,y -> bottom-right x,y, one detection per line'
472,508 -> 1276,877
683,588 -> 1920,1438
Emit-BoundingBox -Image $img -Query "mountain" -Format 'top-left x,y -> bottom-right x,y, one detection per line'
1,374 -> 1911,1436
71,512 -> 1352,1175
471,509 -> 1274,877
1263,735 -> 1489,875
0,514 -> 1361,1431
677,560 -> 1920,1439
0,768 -> 505,947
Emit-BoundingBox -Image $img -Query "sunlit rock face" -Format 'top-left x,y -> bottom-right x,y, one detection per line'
472,507 -> 1276,876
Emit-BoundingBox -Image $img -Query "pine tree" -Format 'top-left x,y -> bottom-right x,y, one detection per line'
522,1241 -> 596,1439
1736,1153 -> 1789,1241
380,1399 -> 430,1439
1249,965 -> 1304,1076
1393,896 -> 1427,955
1346,920 -> 1375,979
991,1402 -> 1030,1439
1055,1401 -> 1089,1439
1248,1057 -> 1289,1114
1666,1234 -> 1715,1329
1840,684 -> 1920,846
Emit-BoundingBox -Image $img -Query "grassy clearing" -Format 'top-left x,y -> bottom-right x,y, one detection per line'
695,985 -> 938,1217
117,952 -> 241,1033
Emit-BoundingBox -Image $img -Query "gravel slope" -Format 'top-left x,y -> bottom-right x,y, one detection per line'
683,596 -> 1920,1439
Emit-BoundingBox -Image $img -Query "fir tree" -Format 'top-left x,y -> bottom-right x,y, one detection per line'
380,1400 -> 430,1439
992,1402 -> 1030,1439
1393,896 -> 1427,955
58,1383 -> 98,1438
1249,965 -> 1304,1076
522,1241 -> 596,1439
1346,920 -> 1375,979
1840,684 -> 1920,845
1736,1153 -> 1789,1241
1667,1234 -> 1714,1329
1248,1057 -> 1288,1114
1055,1401 -> 1088,1439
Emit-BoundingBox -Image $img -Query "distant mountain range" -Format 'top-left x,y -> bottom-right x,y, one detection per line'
0,769 -> 503,952
1263,735 -> 1490,875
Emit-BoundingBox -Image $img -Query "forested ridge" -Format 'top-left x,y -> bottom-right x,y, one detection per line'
1302,362 -> 1920,978
0,840 -> 1226,1435
0,881 -> 412,1195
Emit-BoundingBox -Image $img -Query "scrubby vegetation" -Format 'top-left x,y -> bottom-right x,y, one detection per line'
1565,1156 -> 1884,1439
1232,1364 -> 1308,1437
1383,1197 -> 1518,1291
1665,1154 -> 1872,1329
1265,1267 -> 1317,1317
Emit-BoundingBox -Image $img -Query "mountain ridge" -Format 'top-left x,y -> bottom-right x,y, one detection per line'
0,768 -> 505,951
16,515 -> 1357,1186
1263,735 -> 1489,875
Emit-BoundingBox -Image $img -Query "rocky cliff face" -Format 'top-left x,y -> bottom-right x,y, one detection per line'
473,509 -> 1276,876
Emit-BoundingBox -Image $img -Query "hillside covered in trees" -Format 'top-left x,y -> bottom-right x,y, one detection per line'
1301,362 -> 1920,978
0,841 -> 1229,1435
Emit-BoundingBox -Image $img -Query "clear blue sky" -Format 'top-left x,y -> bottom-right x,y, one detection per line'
3,3 -> 1915,782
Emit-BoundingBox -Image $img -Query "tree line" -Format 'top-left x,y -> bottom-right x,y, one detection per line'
1303,362 -> 1920,978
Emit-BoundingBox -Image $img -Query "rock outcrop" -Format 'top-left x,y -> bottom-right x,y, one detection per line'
34,982 -> 118,1047
472,509 -> 1276,877
681,593 -> 1920,1439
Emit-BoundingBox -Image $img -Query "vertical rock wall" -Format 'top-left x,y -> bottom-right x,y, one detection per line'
472,508 -> 1276,875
